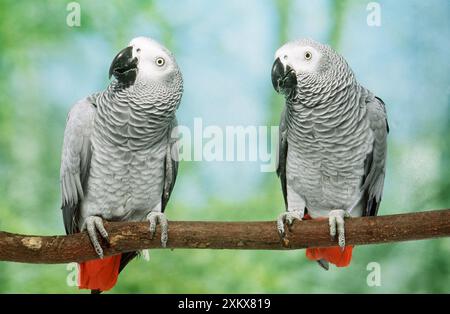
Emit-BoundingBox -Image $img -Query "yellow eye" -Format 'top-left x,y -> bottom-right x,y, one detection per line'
305,51 -> 312,60
155,57 -> 165,66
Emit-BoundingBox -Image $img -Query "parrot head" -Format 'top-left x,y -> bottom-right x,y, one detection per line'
271,39 -> 351,101
109,36 -> 182,88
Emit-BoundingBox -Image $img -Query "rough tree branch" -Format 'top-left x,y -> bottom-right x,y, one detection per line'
0,209 -> 448,264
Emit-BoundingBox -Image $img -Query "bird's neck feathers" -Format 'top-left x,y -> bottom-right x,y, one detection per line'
108,76 -> 182,111
286,68 -> 363,131
288,60 -> 357,113
92,79 -> 182,149
101,78 -> 183,122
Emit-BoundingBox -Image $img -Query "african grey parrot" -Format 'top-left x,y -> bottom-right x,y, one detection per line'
60,37 -> 183,291
271,39 -> 388,269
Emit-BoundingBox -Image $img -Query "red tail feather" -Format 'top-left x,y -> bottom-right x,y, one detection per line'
303,214 -> 353,267
78,254 -> 122,291
306,246 -> 353,267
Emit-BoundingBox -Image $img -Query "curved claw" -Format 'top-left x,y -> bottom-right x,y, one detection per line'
328,210 -> 350,248
277,211 -> 303,238
81,216 -> 109,258
147,212 -> 169,248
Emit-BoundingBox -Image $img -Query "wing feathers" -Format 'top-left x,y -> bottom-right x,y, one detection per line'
161,117 -> 179,212
361,96 -> 388,217
60,97 -> 96,234
277,108 -> 288,209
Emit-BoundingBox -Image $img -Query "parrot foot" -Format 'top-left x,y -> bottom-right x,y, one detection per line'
328,210 -> 350,248
147,212 -> 168,248
277,210 -> 303,238
81,216 -> 109,258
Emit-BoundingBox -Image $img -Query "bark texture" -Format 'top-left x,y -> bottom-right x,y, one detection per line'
0,209 -> 448,264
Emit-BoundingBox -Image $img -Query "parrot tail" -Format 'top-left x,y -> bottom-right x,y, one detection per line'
78,254 -> 122,292
303,214 -> 353,267
305,246 -> 353,267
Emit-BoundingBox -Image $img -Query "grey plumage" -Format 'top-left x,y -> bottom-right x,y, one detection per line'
61,94 -> 97,234
273,39 -> 388,249
277,107 -> 288,210
60,37 -> 183,276
77,78 -> 181,224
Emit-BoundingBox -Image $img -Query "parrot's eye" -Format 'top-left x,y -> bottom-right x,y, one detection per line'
305,51 -> 312,60
155,57 -> 165,67
136,48 -> 141,53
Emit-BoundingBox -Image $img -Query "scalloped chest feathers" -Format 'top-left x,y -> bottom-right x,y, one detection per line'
81,88 -> 173,222
286,92 -> 374,215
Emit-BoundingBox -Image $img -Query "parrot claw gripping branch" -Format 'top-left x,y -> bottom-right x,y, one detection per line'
0,38 -> 449,292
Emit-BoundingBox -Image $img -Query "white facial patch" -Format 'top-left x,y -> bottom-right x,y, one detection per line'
275,43 -> 323,75
128,36 -> 174,81
129,37 -> 167,62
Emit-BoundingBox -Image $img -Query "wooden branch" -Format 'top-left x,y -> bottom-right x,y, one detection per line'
0,209 -> 449,264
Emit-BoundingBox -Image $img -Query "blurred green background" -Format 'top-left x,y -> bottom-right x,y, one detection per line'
0,0 -> 449,293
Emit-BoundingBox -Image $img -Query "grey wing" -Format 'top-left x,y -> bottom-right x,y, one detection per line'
361,96 -> 389,217
60,97 -> 96,234
161,117 -> 179,212
277,107 -> 288,209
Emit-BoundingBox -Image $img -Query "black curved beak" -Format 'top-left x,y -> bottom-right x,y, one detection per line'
271,57 -> 297,96
109,46 -> 138,85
